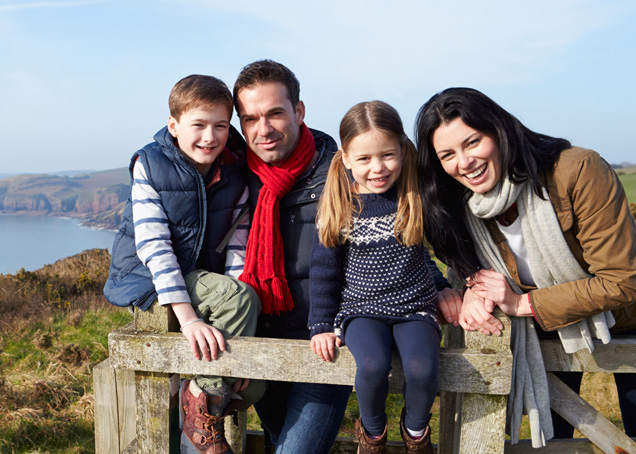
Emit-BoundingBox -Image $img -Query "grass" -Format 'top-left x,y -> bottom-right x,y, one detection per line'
0,250 -> 132,454
618,171 -> 636,206
0,249 -> 629,452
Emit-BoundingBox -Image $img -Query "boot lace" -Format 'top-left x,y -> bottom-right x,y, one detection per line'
197,405 -> 226,449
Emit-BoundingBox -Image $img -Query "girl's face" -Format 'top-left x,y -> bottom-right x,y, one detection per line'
431,117 -> 502,194
342,129 -> 403,194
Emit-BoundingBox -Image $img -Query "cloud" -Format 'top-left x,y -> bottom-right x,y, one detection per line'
0,0 -> 106,12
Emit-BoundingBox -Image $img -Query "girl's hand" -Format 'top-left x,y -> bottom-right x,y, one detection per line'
181,320 -> 226,361
310,332 -> 342,362
467,269 -> 532,317
435,288 -> 463,326
459,287 -> 503,336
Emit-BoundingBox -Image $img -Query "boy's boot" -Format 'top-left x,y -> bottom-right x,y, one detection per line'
400,408 -> 433,454
179,379 -> 235,454
354,417 -> 387,454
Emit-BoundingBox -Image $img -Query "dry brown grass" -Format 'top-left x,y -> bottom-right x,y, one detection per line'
0,249 -> 131,453
0,249 -> 112,333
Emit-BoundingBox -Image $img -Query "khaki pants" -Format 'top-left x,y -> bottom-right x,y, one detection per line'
184,269 -> 266,407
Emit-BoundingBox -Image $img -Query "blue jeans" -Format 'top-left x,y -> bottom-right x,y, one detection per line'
254,381 -> 352,454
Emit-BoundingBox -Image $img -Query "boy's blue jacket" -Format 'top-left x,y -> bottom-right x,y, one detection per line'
103,125 -> 247,310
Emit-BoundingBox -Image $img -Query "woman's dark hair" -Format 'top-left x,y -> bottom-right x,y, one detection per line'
415,87 -> 571,279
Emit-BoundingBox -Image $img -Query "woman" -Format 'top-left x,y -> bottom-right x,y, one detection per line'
415,87 -> 636,444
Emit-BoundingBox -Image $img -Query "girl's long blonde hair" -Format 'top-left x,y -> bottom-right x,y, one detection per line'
317,101 -> 424,248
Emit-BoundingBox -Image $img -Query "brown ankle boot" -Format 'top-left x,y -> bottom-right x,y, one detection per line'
354,418 -> 387,453
400,408 -> 433,454
179,379 -> 234,454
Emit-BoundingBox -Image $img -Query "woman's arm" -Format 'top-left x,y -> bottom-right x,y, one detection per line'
530,149 -> 636,331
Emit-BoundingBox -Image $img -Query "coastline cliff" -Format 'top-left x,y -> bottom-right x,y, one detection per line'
0,168 -> 129,230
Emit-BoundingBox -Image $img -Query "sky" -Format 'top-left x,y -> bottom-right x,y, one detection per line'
1,0 -> 635,175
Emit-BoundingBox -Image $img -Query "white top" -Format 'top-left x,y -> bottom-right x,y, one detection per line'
496,217 -> 536,287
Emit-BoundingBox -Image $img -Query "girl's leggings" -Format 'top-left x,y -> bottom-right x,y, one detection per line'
344,317 -> 440,436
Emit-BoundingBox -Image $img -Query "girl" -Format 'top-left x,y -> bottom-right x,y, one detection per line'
308,101 -> 460,454
415,87 -> 636,444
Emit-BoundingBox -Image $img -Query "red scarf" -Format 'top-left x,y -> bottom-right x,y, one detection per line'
239,123 -> 315,315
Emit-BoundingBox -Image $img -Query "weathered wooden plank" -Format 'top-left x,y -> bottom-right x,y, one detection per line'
226,410 -> 247,454
121,438 -> 137,454
134,302 -> 179,332
94,359 -> 121,454
547,372 -> 636,454
504,437 -> 612,453
136,371 -> 171,454
245,432 -> 426,453
93,359 -> 136,454
457,311 -> 511,454
115,367 -> 137,452
541,338 -> 636,373
459,386 -> 508,454
439,324 -> 465,454
109,324 -> 513,395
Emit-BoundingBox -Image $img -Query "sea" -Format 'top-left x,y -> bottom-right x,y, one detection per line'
0,214 -> 116,275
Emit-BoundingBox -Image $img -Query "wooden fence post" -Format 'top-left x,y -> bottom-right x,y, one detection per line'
94,358 -> 136,454
438,324 -> 464,454
547,372 -> 636,454
458,309 -> 511,454
134,303 -> 179,454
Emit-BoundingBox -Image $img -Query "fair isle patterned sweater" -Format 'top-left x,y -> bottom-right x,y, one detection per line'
308,188 -> 442,341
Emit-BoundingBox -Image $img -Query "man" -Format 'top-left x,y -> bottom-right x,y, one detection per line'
234,60 -> 352,454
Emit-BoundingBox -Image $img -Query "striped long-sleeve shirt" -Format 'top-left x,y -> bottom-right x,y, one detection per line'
131,159 -> 249,306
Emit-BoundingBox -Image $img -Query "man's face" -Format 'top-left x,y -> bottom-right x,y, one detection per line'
236,82 -> 305,166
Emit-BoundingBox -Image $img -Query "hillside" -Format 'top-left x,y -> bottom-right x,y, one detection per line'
0,168 -> 129,230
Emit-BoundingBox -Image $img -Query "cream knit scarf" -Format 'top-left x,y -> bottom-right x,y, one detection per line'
465,177 -> 614,447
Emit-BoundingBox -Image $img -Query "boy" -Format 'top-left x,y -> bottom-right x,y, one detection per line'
104,75 -> 264,454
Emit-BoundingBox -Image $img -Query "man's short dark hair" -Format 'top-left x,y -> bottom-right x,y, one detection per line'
233,60 -> 300,111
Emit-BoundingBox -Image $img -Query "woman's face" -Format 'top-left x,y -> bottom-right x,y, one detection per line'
431,117 -> 502,194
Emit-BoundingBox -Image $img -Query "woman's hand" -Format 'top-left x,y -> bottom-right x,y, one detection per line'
459,287 -> 503,336
467,269 -> 532,317
310,332 -> 342,362
180,320 -> 226,361
435,288 -> 463,326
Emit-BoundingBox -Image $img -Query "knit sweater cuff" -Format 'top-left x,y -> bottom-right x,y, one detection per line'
309,322 -> 333,338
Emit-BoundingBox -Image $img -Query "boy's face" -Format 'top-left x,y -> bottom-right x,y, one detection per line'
167,105 -> 231,176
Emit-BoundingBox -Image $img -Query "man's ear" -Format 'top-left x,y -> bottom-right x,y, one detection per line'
167,116 -> 178,137
295,100 -> 306,126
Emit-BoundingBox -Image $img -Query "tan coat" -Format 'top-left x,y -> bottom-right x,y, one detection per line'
485,147 -> 636,332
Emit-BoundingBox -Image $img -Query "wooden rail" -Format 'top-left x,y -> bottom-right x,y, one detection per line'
94,303 -> 636,454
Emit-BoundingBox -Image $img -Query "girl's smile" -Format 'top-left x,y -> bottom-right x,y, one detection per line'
342,128 -> 403,194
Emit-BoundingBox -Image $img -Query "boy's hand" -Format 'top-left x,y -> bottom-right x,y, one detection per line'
310,332 -> 341,362
181,321 -> 226,361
